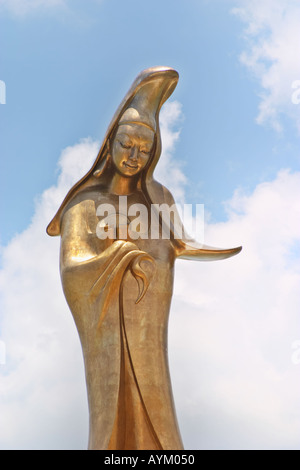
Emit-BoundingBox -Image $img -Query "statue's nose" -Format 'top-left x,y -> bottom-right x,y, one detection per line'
129,147 -> 138,161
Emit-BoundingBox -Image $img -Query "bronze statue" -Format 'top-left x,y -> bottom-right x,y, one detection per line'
47,67 -> 242,450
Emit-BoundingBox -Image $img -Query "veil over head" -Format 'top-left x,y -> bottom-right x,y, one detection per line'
46,66 -> 179,237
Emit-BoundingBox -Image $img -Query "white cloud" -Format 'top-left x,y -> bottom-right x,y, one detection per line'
169,169 -> 300,450
155,100 -> 187,204
0,137 -> 98,449
232,0 -> 300,132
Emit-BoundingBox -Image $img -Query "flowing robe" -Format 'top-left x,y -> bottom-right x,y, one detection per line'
48,67 -> 241,451
60,188 -> 184,450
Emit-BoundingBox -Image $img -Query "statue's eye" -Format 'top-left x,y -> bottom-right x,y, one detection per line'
140,148 -> 150,155
119,141 -> 132,149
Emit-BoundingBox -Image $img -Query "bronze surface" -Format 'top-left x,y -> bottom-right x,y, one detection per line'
47,67 -> 242,450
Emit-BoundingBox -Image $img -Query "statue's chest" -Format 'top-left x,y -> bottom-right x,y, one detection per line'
85,193 -> 175,264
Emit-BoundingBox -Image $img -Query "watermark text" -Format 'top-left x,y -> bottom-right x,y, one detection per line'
291,80 -> 300,104
0,340 -> 6,365
95,196 -> 204,246
291,340 -> 300,365
0,80 -> 6,104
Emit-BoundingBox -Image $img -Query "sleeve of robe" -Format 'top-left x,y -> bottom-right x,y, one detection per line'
147,180 -> 242,261
59,198 -> 156,449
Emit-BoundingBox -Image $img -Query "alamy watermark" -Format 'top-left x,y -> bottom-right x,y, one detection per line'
291,340 -> 300,365
291,80 -> 300,105
0,80 -> 6,104
95,196 -> 204,246
0,340 -> 6,365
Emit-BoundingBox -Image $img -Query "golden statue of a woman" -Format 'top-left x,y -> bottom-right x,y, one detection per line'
47,67 -> 241,450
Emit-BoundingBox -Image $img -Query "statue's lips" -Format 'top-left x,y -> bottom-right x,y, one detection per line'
123,162 -> 138,169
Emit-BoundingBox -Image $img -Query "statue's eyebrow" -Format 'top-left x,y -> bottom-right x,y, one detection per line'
116,132 -> 130,138
115,130 -> 154,146
115,133 -> 132,144
140,142 -> 153,150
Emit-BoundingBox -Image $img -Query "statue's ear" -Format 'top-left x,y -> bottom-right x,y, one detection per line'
93,139 -> 111,178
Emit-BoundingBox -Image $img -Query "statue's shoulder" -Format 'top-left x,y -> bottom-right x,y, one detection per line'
62,185 -> 107,214
60,186 -> 105,236
147,179 -> 176,206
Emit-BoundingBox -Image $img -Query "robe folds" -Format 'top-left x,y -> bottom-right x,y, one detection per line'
60,197 -> 184,450
49,67 -> 242,451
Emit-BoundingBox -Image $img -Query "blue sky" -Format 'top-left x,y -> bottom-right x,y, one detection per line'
0,0 -> 300,450
1,0 -> 299,244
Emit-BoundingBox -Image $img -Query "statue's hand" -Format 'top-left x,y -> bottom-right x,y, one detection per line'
130,252 -> 156,304
110,240 -> 156,304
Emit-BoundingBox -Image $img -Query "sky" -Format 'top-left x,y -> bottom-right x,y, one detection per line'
0,0 -> 300,450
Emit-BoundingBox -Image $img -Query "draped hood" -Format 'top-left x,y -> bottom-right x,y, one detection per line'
46,66 -> 178,237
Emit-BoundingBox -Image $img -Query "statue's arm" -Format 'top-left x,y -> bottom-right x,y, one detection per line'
60,200 -> 139,275
175,242 -> 242,261
60,200 -> 99,272
60,200 -> 154,304
154,183 -> 242,261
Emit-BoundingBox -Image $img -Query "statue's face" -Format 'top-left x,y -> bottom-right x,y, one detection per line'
111,124 -> 154,177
